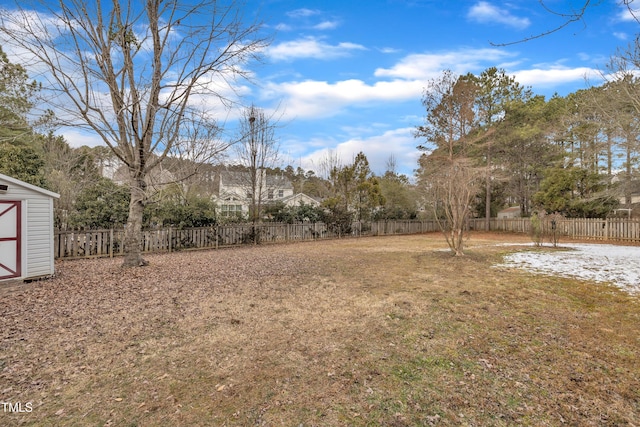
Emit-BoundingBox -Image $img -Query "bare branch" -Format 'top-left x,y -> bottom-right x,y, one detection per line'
490,0 -> 604,47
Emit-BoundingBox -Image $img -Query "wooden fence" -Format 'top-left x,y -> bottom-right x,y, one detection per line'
54,218 -> 640,260
469,218 -> 640,242
54,220 -> 440,259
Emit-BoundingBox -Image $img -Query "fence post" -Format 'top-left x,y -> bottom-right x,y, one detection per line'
109,229 -> 114,258
168,227 -> 173,252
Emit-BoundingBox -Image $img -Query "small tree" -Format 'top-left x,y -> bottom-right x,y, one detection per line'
419,155 -> 482,255
324,152 -> 384,223
415,70 -> 481,256
234,104 -> 280,242
547,212 -> 564,248
529,211 -> 544,247
530,210 -> 565,247
44,139 -> 110,227
352,152 -> 385,221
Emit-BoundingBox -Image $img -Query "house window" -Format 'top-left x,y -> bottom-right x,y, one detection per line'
278,190 -> 284,198
268,189 -> 274,199
220,204 -> 243,217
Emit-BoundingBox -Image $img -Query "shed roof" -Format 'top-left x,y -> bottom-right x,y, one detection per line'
0,173 -> 60,199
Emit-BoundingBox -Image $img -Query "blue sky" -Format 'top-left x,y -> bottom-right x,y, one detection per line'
243,0 -> 638,177
6,0 -> 639,178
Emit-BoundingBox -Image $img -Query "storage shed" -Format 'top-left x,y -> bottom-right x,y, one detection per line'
0,173 -> 60,282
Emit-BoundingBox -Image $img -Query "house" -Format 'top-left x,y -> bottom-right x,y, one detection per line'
497,206 -> 521,219
111,162 -> 177,193
607,178 -> 640,218
0,173 -> 60,282
215,169 -> 295,217
617,179 -> 640,205
280,193 -> 321,208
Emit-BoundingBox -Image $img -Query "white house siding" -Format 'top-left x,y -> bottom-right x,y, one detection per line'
216,170 -> 295,217
0,174 -> 59,281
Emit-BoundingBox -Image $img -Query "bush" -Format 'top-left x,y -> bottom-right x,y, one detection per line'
68,178 -> 129,229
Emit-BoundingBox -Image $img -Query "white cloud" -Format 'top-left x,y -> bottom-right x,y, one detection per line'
286,8 -> 321,18
374,48 -> 514,80
267,37 -> 367,61
513,66 -> 601,87
261,47 -> 601,122
613,31 -> 628,40
467,1 -> 531,29
618,5 -> 640,22
59,128 -> 106,148
314,20 -> 339,30
296,128 -> 420,176
262,78 -> 424,119
275,23 -> 293,31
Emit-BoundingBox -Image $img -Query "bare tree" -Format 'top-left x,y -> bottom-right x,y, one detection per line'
0,0 -> 268,266
416,70 -> 481,256
418,155 -> 482,256
316,149 -> 342,180
234,104 -> 280,235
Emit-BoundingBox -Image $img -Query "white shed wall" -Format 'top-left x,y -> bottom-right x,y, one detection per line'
25,198 -> 56,278
0,175 -> 58,281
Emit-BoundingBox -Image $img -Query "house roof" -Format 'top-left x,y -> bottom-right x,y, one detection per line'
498,206 -> 521,213
280,193 -> 321,206
0,173 -> 60,199
219,170 -> 293,189
217,190 -> 244,202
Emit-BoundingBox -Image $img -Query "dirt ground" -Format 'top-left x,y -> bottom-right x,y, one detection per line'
1,232 -> 639,426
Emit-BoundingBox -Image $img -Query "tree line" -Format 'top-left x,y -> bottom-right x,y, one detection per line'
415,52 -> 640,254
0,39 -> 418,232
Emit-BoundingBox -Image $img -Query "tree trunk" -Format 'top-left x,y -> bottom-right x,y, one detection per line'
452,228 -> 465,256
123,179 -> 148,267
485,178 -> 491,231
485,140 -> 492,231
626,136 -> 633,207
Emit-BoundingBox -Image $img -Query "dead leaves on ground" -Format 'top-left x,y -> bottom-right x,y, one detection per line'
0,235 -> 639,426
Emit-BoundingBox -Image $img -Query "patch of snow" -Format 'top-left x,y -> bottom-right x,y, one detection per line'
496,243 -> 640,294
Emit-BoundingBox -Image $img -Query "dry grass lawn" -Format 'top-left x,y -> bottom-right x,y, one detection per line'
1,232 -> 639,426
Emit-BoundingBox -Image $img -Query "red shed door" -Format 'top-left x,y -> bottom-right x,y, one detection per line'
0,201 -> 21,280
